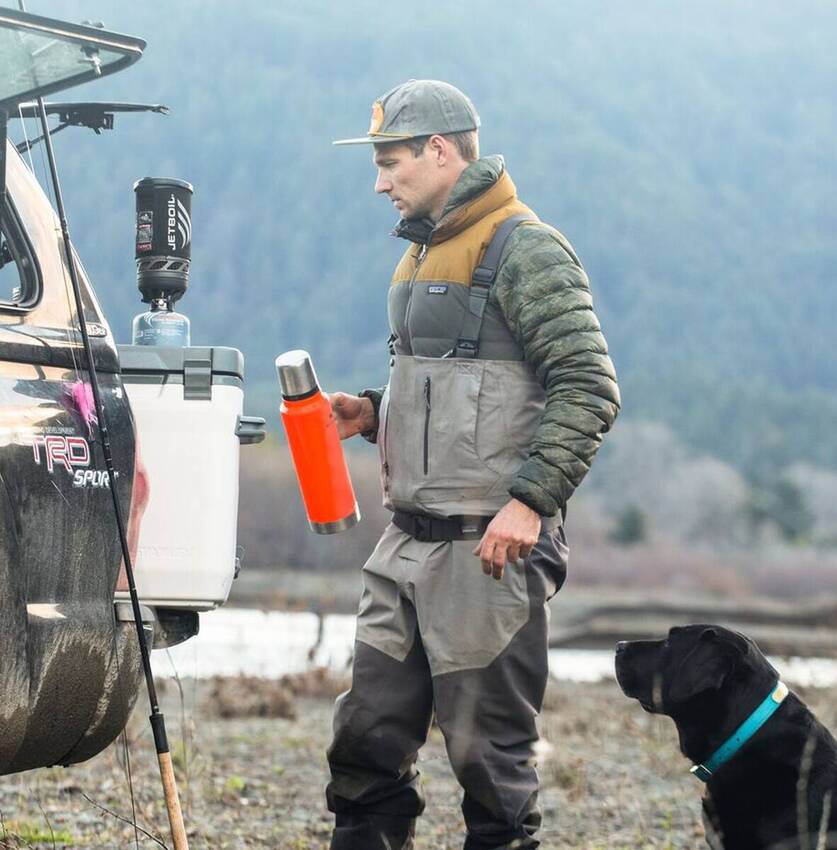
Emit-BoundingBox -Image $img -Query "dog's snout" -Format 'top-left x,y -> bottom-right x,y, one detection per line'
616,641 -> 628,655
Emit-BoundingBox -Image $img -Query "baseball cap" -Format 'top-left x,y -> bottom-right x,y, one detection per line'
333,79 -> 480,146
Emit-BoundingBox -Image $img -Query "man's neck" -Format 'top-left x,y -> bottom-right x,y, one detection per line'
428,162 -> 470,222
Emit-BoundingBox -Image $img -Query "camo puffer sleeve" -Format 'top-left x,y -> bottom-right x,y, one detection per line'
493,223 -> 620,516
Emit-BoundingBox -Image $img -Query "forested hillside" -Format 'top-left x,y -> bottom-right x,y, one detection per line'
12,0 -> 837,475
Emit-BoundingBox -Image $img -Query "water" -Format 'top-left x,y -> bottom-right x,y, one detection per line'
153,608 -> 837,688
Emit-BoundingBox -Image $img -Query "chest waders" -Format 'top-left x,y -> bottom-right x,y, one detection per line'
380,214 -> 550,524
326,214 -> 569,850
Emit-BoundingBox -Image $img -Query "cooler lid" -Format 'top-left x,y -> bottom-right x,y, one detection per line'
117,345 -> 244,381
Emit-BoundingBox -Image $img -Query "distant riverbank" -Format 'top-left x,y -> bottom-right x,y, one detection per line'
154,606 -> 837,689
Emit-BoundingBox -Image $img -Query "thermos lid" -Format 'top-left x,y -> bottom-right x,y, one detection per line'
275,349 -> 320,398
134,176 -> 194,193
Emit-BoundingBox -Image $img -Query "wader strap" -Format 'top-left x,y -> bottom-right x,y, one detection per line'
455,213 -> 536,359
393,511 -> 492,541
392,510 -> 561,542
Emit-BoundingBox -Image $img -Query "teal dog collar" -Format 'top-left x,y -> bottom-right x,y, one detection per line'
691,681 -> 789,782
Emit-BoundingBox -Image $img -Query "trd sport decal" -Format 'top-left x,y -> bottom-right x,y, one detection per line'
31,434 -> 114,489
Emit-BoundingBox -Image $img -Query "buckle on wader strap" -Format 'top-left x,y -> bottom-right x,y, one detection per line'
392,511 -> 493,542
454,213 -> 536,359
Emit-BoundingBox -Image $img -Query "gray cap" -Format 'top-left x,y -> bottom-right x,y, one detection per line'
333,79 -> 480,146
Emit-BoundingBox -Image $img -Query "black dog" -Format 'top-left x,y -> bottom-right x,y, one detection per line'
615,625 -> 837,849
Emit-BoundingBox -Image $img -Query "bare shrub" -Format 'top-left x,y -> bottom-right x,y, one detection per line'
786,464 -> 837,546
571,538 -> 756,596
282,666 -> 351,700
206,675 -> 296,719
204,668 -> 351,719
585,420 -> 751,548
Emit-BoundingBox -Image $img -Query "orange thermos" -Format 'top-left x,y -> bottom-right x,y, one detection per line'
275,350 -> 360,534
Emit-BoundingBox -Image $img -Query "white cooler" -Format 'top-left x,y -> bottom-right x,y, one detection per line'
116,345 -> 265,611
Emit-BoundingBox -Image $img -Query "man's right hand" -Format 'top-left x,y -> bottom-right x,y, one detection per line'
328,392 -> 376,440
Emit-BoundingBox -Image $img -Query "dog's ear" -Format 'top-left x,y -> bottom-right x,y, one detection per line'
668,627 -> 732,704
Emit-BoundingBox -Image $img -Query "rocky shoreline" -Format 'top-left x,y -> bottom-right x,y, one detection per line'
1,675 -> 835,849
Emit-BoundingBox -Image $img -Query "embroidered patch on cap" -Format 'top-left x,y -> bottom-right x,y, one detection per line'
368,101 -> 384,134
427,284 -> 448,295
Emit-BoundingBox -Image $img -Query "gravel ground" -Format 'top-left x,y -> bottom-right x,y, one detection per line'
1,677 -> 834,850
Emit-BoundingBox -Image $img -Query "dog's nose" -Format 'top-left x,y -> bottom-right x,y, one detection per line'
615,641 -> 628,655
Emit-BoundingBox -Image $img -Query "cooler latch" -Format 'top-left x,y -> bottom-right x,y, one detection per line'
183,355 -> 212,400
236,415 -> 266,445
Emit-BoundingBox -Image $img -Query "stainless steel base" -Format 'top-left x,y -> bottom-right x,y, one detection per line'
310,505 -> 361,535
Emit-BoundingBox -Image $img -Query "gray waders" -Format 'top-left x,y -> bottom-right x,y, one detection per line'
327,215 -> 567,849
326,522 -> 567,850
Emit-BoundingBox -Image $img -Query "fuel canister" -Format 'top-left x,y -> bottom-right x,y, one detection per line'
131,299 -> 191,346
275,350 -> 360,534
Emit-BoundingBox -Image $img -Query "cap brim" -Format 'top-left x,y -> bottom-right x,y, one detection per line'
332,134 -> 415,146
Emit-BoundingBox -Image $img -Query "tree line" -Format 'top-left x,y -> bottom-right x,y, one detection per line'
13,0 -> 837,477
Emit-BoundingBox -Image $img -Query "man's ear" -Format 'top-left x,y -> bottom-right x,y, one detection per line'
427,134 -> 448,165
668,628 -> 732,703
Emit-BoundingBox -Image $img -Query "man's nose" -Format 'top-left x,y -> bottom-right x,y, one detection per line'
374,172 -> 391,194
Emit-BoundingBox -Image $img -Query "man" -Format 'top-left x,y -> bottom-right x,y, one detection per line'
326,79 -> 619,850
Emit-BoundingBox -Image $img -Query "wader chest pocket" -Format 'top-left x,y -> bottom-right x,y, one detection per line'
381,356 -> 490,508
409,359 -> 483,490
382,354 -> 544,512
422,369 -> 502,477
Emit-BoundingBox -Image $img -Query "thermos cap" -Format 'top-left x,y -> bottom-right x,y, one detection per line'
133,176 -> 194,193
275,349 -> 320,398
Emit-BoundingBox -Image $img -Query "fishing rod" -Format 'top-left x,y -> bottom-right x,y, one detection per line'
20,3 -> 189,847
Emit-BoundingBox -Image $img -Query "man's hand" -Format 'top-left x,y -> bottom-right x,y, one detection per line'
328,392 -> 376,440
472,498 -> 541,580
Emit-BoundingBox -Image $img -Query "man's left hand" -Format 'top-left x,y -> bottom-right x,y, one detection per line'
472,498 -> 541,581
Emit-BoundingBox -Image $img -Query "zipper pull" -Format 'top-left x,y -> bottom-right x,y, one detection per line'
424,376 -> 431,409
418,243 -> 428,262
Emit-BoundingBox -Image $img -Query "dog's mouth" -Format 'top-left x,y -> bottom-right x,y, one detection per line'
616,646 -> 667,714
642,672 -> 668,714
619,676 -> 664,714
618,682 -> 660,713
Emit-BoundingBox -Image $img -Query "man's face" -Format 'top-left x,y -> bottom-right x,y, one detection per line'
373,142 -> 445,221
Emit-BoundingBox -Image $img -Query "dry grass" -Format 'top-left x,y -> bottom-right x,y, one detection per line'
0,677 -> 833,848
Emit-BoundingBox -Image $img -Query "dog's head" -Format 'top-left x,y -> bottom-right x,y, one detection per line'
615,625 -> 781,760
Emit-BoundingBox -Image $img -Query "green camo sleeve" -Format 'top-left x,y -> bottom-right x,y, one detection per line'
493,224 -> 620,516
